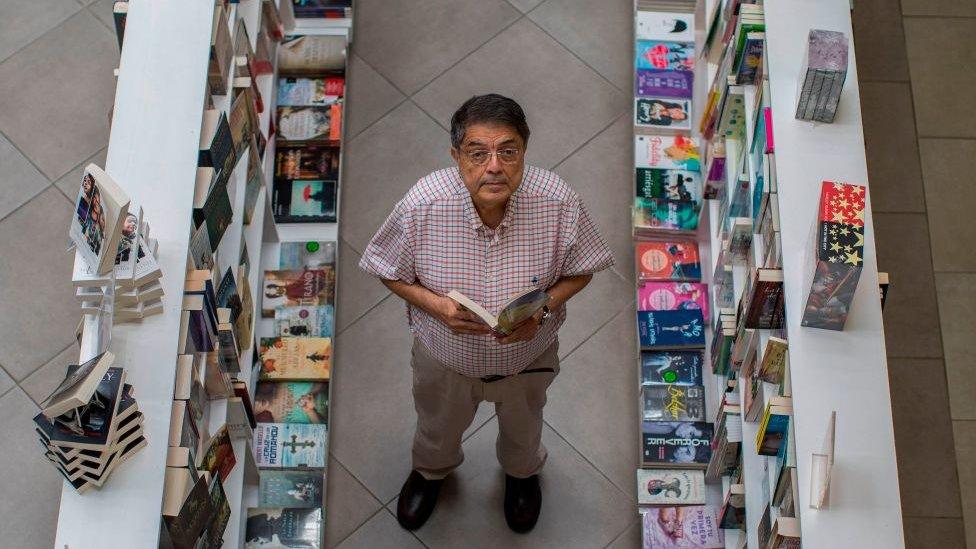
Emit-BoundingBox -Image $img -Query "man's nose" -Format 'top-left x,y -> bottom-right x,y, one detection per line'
486,152 -> 504,173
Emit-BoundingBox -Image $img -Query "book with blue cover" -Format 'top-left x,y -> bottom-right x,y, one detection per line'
253,423 -> 327,468
638,310 -> 706,349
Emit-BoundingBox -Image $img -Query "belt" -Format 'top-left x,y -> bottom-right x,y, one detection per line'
480,367 -> 555,383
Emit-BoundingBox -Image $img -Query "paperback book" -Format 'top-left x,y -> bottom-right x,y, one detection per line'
637,282 -> 709,320
636,168 -> 702,204
634,198 -> 699,233
638,310 -> 706,349
245,507 -> 322,549
274,146 -> 340,181
642,421 -> 713,467
642,384 -> 706,422
254,381 -> 329,424
635,69 -> 694,99
640,350 -> 705,386
70,164 -> 130,275
641,506 -> 724,548
262,269 -> 335,316
636,40 -> 695,71
635,241 -> 701,281
258,470 -> 324,508
279,241 -> 337,270
277,104 -> 341,141
258,337 -> 332,381
635,135 -> 701,172
278,76 -> 344,106
636,11 -> 695,42
636,469 -> 706,506
635,97 -> 692,130
253,423 -> 327,468
274,305 -> 335,337
272,178 -> 338,223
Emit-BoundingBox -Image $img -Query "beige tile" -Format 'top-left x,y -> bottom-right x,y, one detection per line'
936,274 -> 976,420
0,189 -> 79,380
353,0 -> 520,95
0,11 -> 117,179
507,0 -> 545,13
919,139 -> 976,271
903,517 -> 967,549
851,0 -> 910,81
0,133 -> 49,221
547,307 -> 639,498
873,214 -> 943,358
87,0 -> 120,34
904,18 -> 976,138
335,509 -> 425,549
20,345 -> 78,406
528,0 -> 633,91
0,389 -> 62,549
338,101 -> 452,254
0,0 -> 80,63
413,19 -> 628,170
558,270 -> 634,361
0,366 -> 12,398
606,517 -> 640,549
954,421 -> 976,549
335,239 -> 390,335
53,147 -> 107,201
324,457 -> 384,548
553,115 -> 634,278
859,83 -> 925,213
902,0 -> 976,17
888,359 -> 961,517
343,53 -> 405,140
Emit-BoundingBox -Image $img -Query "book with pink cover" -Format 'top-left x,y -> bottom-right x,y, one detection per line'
641,505 -> 724,548
638,282 -> 709,320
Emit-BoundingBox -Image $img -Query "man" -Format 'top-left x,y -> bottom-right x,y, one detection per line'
360,94 -> 614,533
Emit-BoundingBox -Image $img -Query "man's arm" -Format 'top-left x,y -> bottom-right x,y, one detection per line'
381,279 -> 492,336
496,273 -> 593,344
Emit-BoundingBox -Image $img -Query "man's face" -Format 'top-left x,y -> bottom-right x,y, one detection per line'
450,122 -> 525,211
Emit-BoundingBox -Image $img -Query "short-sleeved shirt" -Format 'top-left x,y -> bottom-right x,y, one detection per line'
359,165 -> 614,377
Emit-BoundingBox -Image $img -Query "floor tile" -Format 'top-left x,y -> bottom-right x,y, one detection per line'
547,308 -> 639,498
329,296 -> 419,502
552,115 -> 633,276
335,509 -> 425,549
606,516 -> 640,549
953,421 -> 976,549
0,133 -> 49,221
20,344 -> 77,405
873,213 -> 943,358
903,18 -> 976,138
507,0 -> 545,13
850,0 -> 910,81
0,189 -> 79,380
859,82 -> 925,213
936,274 -> 976,420
87,0 -> 119,33
325,456 -> 384,548
0,366 -> 12,398
918,139 -> 976,271
353,0 -> 520,95
0,388 -> 62,549
559,270 -> 634,362
902,0 -> 976,17
0,0 -> 80,64
338,101 -> 452,253
409,419 -> 634,548
335,239 -> 390,335
903,517 -> 967,549
413,18 -> 628,170
53,147 -> 107,201
528,0 -> 632,91
888,358 -> 961,518
0,11 -> 117,180
343,53 -> 405,140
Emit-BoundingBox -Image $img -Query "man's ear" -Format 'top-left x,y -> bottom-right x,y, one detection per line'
450,147 -> 459,164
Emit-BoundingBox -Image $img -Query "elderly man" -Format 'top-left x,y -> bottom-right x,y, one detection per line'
360,94 -> 613,533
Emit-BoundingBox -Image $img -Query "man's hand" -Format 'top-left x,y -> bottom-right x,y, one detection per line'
495,309 -> 544,345
430,295 -> 493,336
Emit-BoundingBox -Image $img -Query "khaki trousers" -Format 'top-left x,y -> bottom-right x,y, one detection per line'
410,337 -> 560,480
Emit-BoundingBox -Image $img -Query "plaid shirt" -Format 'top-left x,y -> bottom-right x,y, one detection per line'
359,165 -> 614,377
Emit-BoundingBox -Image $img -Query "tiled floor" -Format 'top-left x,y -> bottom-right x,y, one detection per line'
0,0 -> 972,548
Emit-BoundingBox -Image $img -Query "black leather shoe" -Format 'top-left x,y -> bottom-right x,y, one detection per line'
504,474 -> 541,533
396,470 -> 443,530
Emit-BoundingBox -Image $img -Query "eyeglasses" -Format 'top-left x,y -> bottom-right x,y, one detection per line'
461,148 -> 522,166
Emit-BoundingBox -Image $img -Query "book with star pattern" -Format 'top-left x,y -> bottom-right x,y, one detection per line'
801,181 -> 865,330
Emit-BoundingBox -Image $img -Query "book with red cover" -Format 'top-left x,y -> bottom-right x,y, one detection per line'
635,241 -> 701,281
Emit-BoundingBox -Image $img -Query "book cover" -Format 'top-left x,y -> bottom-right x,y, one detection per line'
258,470 -> 324,508
278,35 -> 346,71
636,40 -> 695,71
635,69 -> 693,99
279,241 -> 337,270
245,507 -> 322,548
642,421 -> 713,466
641,506 -> 724,548
275,145 -> 340,181
254,381 -> 329,424
262,269 -> 335,317
734,33 -> 765,85
637,469 -> 706,506
635,135 -> 701,172
278,77 -> 344,106
277,104 -> 340,141
641,350 -> 704,386
643,385 -> 706,422
253,423 -> 327,468
634,198 -> 699,232
757,413 -> 791,456
163,474 -> 214,548
635,241 -> 701,281
636,168 -> 702,204
635,97 -> 692,130
34,368 -> 127,450
718,487 -> 746,529
200,426 -> 236,483
757,337 -> 788,383
272,179 -> 338,223
258,337 -> 332,381
637,310 -> 706,349
203,476 -> 231,548
638,282 -> 709,320
744,276 -> 784,330
69,165 -> 130,275
243,141 -> 265,225
194,180 -> 233,249
274,305 -> 335,337
635,11 -> 695,42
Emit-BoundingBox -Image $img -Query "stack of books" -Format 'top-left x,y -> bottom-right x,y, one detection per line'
291,0 -> 351,18
33,352 -> 146,494
795,29 -> 848,123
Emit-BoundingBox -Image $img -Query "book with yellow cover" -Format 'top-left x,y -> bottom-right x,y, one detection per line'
258,337 -> 331,381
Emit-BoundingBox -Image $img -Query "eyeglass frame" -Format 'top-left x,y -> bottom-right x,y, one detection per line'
458,147 -> 523,166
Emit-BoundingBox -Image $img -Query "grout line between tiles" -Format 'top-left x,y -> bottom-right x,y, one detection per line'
18,342 -> 77,402
559,299 -> 635,364
336,292 -> 394,337
914,135 -> 976,141
550,110 -> 629,171
933,270 -> 976,274
0,127 -> 53,186
0,183 -> 54,226
328,454 -> 394,546
901,13 -> 976,19
0,8 -> 84,67
333,505 -> 387,548
0,384 -> 14,401
86,5 -> 118,35
603,515 -> 639,549
380,506 -> 432,548
542,417 -> 635,502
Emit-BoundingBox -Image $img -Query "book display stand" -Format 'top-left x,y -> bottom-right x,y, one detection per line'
55,1 -> 351,547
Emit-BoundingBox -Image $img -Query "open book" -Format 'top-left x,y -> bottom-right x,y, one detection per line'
447,288 -> 550,336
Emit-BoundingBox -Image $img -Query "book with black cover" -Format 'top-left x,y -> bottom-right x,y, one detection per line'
163,474 -> 214,548
642,385 -> 706,422
34,368 -> 127,451
640,350 -> 705,386
245,507 -> 322,548
642,421 -> 713,468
